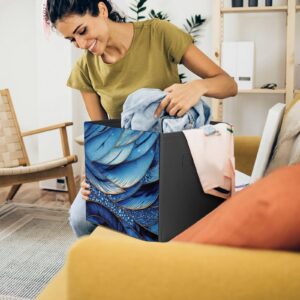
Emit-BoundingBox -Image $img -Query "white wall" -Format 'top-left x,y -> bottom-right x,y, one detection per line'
0,0 -> 76,175
35,0 -> 74,168
0,0 -> 38,162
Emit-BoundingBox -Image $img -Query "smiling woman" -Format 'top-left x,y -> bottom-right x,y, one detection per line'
45,0 -> 127,55
44,0 -> 237,238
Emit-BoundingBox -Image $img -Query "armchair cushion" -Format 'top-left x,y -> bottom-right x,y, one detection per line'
174,163 -> 300,251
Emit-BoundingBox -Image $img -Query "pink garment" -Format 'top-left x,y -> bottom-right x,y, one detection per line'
183,123 -> 235,199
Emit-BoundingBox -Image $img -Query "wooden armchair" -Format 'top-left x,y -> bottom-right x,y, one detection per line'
0,89 -> 78,203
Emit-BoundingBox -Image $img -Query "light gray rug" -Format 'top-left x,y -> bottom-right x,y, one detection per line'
0,203 -> 76,300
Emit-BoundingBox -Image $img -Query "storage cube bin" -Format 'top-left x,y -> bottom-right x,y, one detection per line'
85,120 -> 223,242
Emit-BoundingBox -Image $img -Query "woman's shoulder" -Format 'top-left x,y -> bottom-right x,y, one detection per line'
73,51 -> 98,70
133,19 -> 184,37
133,18 -> 168,30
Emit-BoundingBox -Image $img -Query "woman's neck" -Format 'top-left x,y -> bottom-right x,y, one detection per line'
101,21 -> 134,64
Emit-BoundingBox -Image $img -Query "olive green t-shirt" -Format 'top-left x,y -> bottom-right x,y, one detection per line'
67,19 -> 193,119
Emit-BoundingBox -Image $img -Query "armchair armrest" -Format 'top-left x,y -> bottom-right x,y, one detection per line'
21,122 -> 73,137
234,136 -> 261,175
63,227 -> 300,300
21,122 -> 73,157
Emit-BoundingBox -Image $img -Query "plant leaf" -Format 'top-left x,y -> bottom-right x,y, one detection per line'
137,0 -> 147,8
138,6 -> 147,13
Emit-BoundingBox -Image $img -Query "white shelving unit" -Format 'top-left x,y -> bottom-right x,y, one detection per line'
238,89 -> 286,94
221,6 -> 288,12
212,0 -> 298,121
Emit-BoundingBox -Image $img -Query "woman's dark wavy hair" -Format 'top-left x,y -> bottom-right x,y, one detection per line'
46,0 -> 126,25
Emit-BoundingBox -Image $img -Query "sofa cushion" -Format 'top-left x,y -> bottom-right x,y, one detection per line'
234,136 -> 261,175
173,164 -> 300,251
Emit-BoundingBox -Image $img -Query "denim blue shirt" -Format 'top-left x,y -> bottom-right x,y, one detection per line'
121,88 -> 211,132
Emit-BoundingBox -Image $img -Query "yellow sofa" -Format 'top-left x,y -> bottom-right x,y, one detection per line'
37,137 -> 300,300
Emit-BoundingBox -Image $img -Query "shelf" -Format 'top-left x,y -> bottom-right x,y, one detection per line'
213,0 -> 297,120
221,6 -> 288,14
238,89 -> 286,94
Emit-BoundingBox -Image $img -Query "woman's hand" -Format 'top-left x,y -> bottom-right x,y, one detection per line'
154,80 -> 208,118
80,175 -> 90,201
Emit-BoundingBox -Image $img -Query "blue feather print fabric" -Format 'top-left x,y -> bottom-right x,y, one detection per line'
85,122 -> 160,241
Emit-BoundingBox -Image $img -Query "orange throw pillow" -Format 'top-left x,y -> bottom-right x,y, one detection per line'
173,164 -> 300,251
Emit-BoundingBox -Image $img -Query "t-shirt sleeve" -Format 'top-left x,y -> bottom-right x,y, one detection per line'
67,55 -> 95,92
154,20 -> 194,64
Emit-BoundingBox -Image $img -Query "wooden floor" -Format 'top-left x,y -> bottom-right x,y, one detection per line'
0,179 -> 81,209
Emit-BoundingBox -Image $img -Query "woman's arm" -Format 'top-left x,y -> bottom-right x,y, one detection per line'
155,44 -> 238,117
81,91 -> 108,121
182,44 -> 237,99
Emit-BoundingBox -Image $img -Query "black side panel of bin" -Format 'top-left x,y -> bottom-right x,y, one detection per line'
91,119 -> 121,128
159,132 -> 224,242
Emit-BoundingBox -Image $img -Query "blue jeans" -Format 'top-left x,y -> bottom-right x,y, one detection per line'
69,190 -> 97,237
